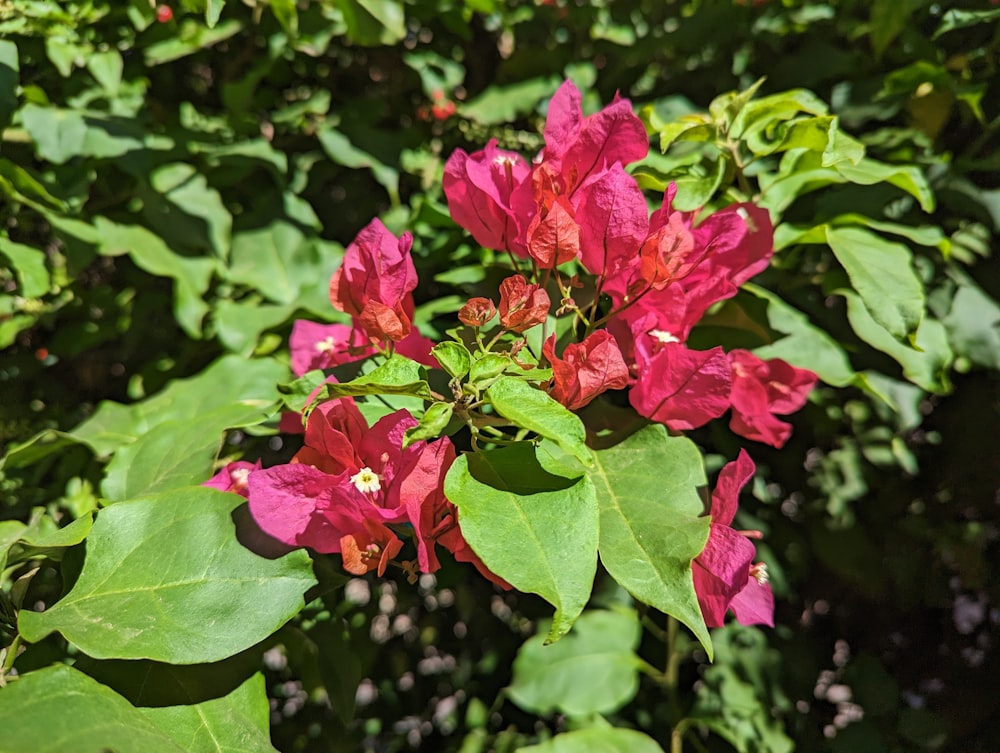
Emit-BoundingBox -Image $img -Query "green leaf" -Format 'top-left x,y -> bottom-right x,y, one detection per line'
403,402 -> 454,447
590,425 -> 712,658
508,608 -> 642,718
270,0 -> 298,36
836,157 -> 934,212
825,225 -> 925,343
842,291 -> 952,394
432,340 -> 472,379
444,445 -> 599,642
469,352 -> 513,383
0,39 -> 19,131
205,0 -> 226,27
517,728 -> 665,753
933,8 -> 1000,39
0,157 -> 67,212
0,665 -> 188,753
941,275 -> 1000,370
459,77 -> 560,125
86,49 -> 123,94
95,217 -> 216,337
214,298 -> 298,355
18,487 -> 316,663
486,377 -> 592,468
0,520 -> 28,571
729,88 -> 828,139
317,125 -> 399,204
313,354 -> 432,404
871,0 -> 924,56
144,20 -> 243,66
744,285 -> 859,388
0,236 -> 49,298
99,403 -> 269,501
228,221 -> 341,305
343,0 -> 406,44
21,103 -> 87,164
147,163 -> 233,260
140,673 -> 277,753
72,356 -> 286,457
5,513 -> 93,567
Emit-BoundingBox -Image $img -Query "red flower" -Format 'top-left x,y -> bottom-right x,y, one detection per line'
727,350 -> 818,448
329,219 -> 418,343
537,80 -> 648,196
693,450 -> 774,627
498,275 -> 550,333
629,343 -> 732,431
542,331 -> 628,411
443,139 -> 529,255
155,5 -> 173,23
458,297 -> 497,328
525,192 -> 580,268
247,402 -> 493,581
432,100 -> 456,120
573,163 -> 649,279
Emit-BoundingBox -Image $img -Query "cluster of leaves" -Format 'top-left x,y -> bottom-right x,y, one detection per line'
1,1 -> 999,752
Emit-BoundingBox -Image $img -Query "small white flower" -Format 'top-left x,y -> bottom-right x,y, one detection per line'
736,207 -> 750,222
350,467 -> 381,494
315,336 -> 336,353
649,329 -> 680,344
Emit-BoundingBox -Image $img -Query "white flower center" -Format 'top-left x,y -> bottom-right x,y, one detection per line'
649,329 -> 680,344
315,336 -> 336,353
750,562 -> 769,585
350,467 -> 381,494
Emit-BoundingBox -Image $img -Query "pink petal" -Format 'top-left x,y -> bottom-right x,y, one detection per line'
248,464 -> 366,553
692,525 -> 756,628
729,574 -> 775,627
711,449 -> 756,527
574,164 -> 648,278
630,344 -> 732,430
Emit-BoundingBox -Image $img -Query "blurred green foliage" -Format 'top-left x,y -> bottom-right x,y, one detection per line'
1,1 -> 998,752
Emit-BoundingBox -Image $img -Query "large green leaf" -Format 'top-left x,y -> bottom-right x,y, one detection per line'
145,163 -> 233,260
99,403 -> 268,501
94,217 -> 216,337
0,664 -> 187,753
317,125 -> 399,203
486,377 -> 593,468
18,487 -> 316,663
459,77 -> 560,125
836,157 -> 934,212
508,608 -> 642,718
140,673 -> 277,753
444,445 -> 599,642
228,221 -> 341,305
826,225 -> 925,343
72,356 -> 286,457
590,425 -> 712,657
744,285 -> 858,388
842,291 -> 952,394
517,728 -> 665,753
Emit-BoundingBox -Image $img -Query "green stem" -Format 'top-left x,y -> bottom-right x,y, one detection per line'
1,634 -> 22,681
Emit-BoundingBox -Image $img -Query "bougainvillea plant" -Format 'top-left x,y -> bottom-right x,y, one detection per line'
212,80 -> 818,652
